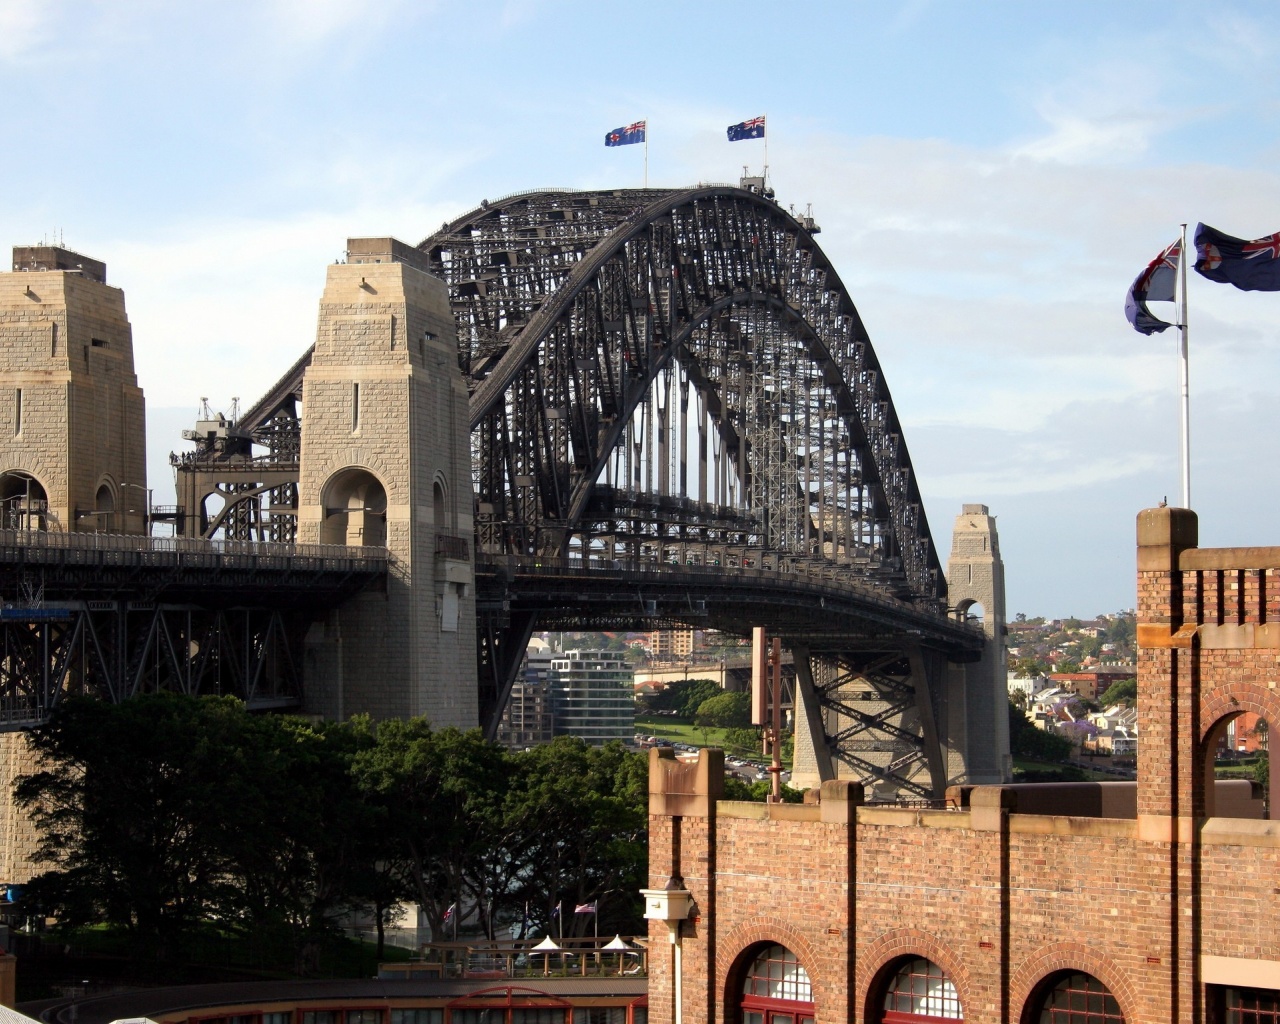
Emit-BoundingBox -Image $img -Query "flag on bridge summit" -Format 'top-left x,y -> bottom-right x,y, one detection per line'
605,121 -> 646,147
574,901 -> 597,914
1124,238 -> 1180,335
1194,222 -> 1280,291
727,116 -> 766,142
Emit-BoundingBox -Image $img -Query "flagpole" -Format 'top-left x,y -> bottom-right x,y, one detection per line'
763,113 -> 768,185
644,122 -> 649,189
1179,222 -> 1191,509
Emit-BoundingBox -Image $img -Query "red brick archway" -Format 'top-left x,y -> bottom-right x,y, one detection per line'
1009,944 -> 1137,1024
857,929 -> 973,1024
1200,683 -> 1280,743
717,920 -> 825,1024
1200,682 -> 1280,818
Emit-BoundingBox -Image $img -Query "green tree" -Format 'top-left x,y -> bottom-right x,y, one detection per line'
1006,698 -> 1073,762
351,719 -> 510,941
724,726 -> 763,754
695,692 -> 751,730
643,677 -> 723,719
1098,678 -> 1137,707
507,738 -> 648,937
16,694 -> 317,963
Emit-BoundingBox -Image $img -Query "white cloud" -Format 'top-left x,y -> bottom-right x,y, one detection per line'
0,0 -> 53,63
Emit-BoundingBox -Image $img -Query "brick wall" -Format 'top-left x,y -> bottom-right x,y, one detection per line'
648,507 -> 1280,1024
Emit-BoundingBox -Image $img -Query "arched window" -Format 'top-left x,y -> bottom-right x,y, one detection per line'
739,944 -> 814,1024
880,957 -> 962,1021
1205,712 -> 1275,819
434,477 -> 448,529
0,471 -> 48,530
320,468 -> 388,547
1029,971 -> 1124,1024
95,483 -> 116,533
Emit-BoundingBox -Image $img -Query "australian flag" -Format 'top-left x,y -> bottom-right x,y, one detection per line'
1194,222 -> 1280,291
605,121 -> 646,147
727,116 -> 766,142
1125,238 -> 1180,335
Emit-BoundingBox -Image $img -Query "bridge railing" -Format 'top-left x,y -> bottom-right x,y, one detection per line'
0,529 -> 388,571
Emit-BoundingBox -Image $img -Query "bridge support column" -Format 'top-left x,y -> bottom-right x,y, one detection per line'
298,238 -> 477,727
789,645 -> 835,790
946,503 -> 1010,783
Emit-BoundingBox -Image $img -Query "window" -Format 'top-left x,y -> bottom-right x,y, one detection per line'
264,1014 -> 292,1024
90,337 -> 109,347
391,1011 -> 441,1024
881,957 -> 962,1021
352,382 -> 360,432
451,1011 -> 508,1024
512,1011 -> 566,1024
13,388 -> 20,435
1032,972 -> 1123,1024
303,1012 -> 337,1024
573,1010 -> 626,1024
1226,986 -> 1280,1023
347,1012 -> 382,1024
739,944 -> 815,1024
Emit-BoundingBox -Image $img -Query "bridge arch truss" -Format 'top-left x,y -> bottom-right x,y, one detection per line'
426,186 -> 942,605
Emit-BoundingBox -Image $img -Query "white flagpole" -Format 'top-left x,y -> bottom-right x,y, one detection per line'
1179,223 -> 1191,509
644,122 -> 649,189
763,114 -> 769,184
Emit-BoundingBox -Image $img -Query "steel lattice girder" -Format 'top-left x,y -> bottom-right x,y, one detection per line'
0,605 -> 306,729
423,187 -> 942,605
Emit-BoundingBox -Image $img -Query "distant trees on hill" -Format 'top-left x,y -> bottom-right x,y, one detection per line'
15,695 -> 647,971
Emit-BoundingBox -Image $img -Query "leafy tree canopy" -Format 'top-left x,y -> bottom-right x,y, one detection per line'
1098,678 -> 1137,707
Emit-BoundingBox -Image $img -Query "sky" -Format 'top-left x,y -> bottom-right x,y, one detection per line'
4,0 -> 1280,618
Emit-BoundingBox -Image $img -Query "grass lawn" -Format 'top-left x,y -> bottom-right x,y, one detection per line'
634,715 -> 791,766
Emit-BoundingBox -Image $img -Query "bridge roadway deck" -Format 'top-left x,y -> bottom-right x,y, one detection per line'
0,530 -> 386,608
476,554 -> 984,658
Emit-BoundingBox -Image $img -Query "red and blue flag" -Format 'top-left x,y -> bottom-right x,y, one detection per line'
1125,238 -> 1180,335
727,116 -> 766,142
1194,223 -> 1280,291
605,121 -> 646,147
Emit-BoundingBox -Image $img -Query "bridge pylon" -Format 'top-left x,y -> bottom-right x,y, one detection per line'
944,503 -> 1010,783
790,504 -> 1010,796
0,246 -> 147,535
297,238 -> 477,726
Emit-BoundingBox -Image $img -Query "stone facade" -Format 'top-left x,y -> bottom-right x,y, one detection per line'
298,240 -> 476,727
648,505 -> 1280,1024
0,247 -> 146,534
945,503 -> 1010,784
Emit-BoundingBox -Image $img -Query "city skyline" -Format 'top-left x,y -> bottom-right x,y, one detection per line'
4,0 -> 1279,616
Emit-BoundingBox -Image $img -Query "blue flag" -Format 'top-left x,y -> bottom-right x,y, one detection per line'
1194,222 -> 1280,291
605,121 -> 646,147
1124,239 -> 1180,335
727,116 -> 765,142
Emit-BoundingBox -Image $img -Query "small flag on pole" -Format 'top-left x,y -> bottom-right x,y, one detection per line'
443,903 -> 456,922
605,121 -> 647,147
727,116 -> 766,142
574,901 -> 598,914
1193,223 -> 1280,292
1125,238 -> 1181,335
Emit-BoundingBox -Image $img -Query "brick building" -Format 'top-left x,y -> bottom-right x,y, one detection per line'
644,506 -> 1280,1024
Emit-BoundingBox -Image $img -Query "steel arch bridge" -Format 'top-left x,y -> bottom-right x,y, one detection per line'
174,183 -> 988,797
